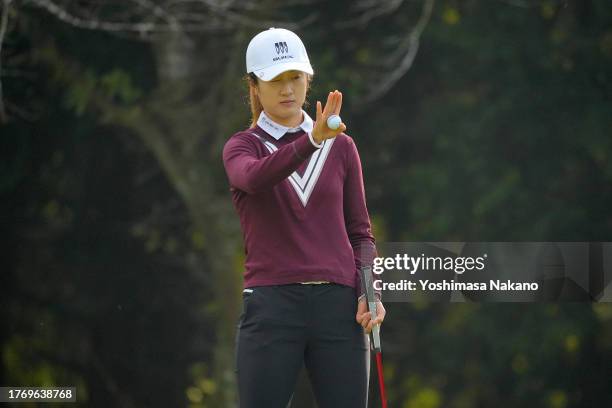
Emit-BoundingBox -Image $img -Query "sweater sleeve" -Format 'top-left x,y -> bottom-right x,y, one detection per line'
343,137 -> 382,301
223,131 -> 319,194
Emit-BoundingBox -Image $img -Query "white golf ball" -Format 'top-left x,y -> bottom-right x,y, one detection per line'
327,115 -> 342,130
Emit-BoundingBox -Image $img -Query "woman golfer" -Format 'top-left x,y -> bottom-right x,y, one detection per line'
223,27 -> 386,408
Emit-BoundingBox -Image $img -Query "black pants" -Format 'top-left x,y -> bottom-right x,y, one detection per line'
235,283 -> 370,408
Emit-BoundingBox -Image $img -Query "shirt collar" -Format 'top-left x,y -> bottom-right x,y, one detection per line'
257,109 -> 314,140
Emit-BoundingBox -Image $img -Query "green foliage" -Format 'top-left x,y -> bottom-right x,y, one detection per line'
63,68 -> 141,116
100,69 -> 142,104
64,69 -> 97,115
352,0 -> 612,241
185,362 -> 218,407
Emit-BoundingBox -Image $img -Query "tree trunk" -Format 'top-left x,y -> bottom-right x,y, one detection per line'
34,23 -> 257,405
108,29 -> 251,406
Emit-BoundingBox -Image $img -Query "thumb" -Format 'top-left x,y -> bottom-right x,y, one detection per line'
316,101 -> 322,122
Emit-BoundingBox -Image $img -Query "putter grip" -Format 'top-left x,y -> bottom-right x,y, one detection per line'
360,265 -> 382,352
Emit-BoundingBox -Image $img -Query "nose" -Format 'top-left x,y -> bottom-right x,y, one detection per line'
280,80 -> 293,95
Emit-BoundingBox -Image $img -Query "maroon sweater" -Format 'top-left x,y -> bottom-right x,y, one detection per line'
222,120 -> 380,299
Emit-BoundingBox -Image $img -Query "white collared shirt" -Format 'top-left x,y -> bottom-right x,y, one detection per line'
257,110 -> 322,148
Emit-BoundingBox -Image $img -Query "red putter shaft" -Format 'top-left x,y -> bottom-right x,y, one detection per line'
375,352 -> 388,408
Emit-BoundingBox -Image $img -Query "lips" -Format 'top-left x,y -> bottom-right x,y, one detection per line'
280,100 -> 295,105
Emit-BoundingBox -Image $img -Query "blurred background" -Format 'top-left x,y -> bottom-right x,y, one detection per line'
2,0 -> 612,406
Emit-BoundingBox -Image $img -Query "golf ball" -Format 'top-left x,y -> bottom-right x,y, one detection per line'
327,115 -> 342,130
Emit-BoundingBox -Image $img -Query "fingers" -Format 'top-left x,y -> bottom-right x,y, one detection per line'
330,90 -> 341,115
357,306 -> 386,334
315,91 -> 346,141
335,91 -> 342,115
365,314 -> 385,333
356,312 -> 370,328
329,91 -> 337,114
322,90 -> 342,117
357,311 -> 376,331
323,92 -> 333,117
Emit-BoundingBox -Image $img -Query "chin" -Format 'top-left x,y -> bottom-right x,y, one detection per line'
277,107 -> 300,117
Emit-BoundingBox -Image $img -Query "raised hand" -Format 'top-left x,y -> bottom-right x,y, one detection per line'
312,90 -> 347,144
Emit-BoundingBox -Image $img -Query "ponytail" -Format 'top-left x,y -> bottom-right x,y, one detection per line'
245,73 -> 263,128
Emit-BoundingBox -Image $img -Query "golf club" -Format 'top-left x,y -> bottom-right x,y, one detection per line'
360,265 -> 388,408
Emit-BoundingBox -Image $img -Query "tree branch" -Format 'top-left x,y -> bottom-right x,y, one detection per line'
25,0 -> 319,38
360,0 -> 435,106
336,0 -> 405,29
27,0 -> 221,35
130,0 -> 181,31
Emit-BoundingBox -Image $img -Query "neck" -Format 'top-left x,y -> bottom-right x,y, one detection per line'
266,110 -> 303,128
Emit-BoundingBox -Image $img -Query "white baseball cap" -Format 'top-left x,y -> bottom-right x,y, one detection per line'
246,27 -> 314,81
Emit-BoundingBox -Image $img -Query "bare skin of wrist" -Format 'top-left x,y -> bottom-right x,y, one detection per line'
312,90 -> 347,144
